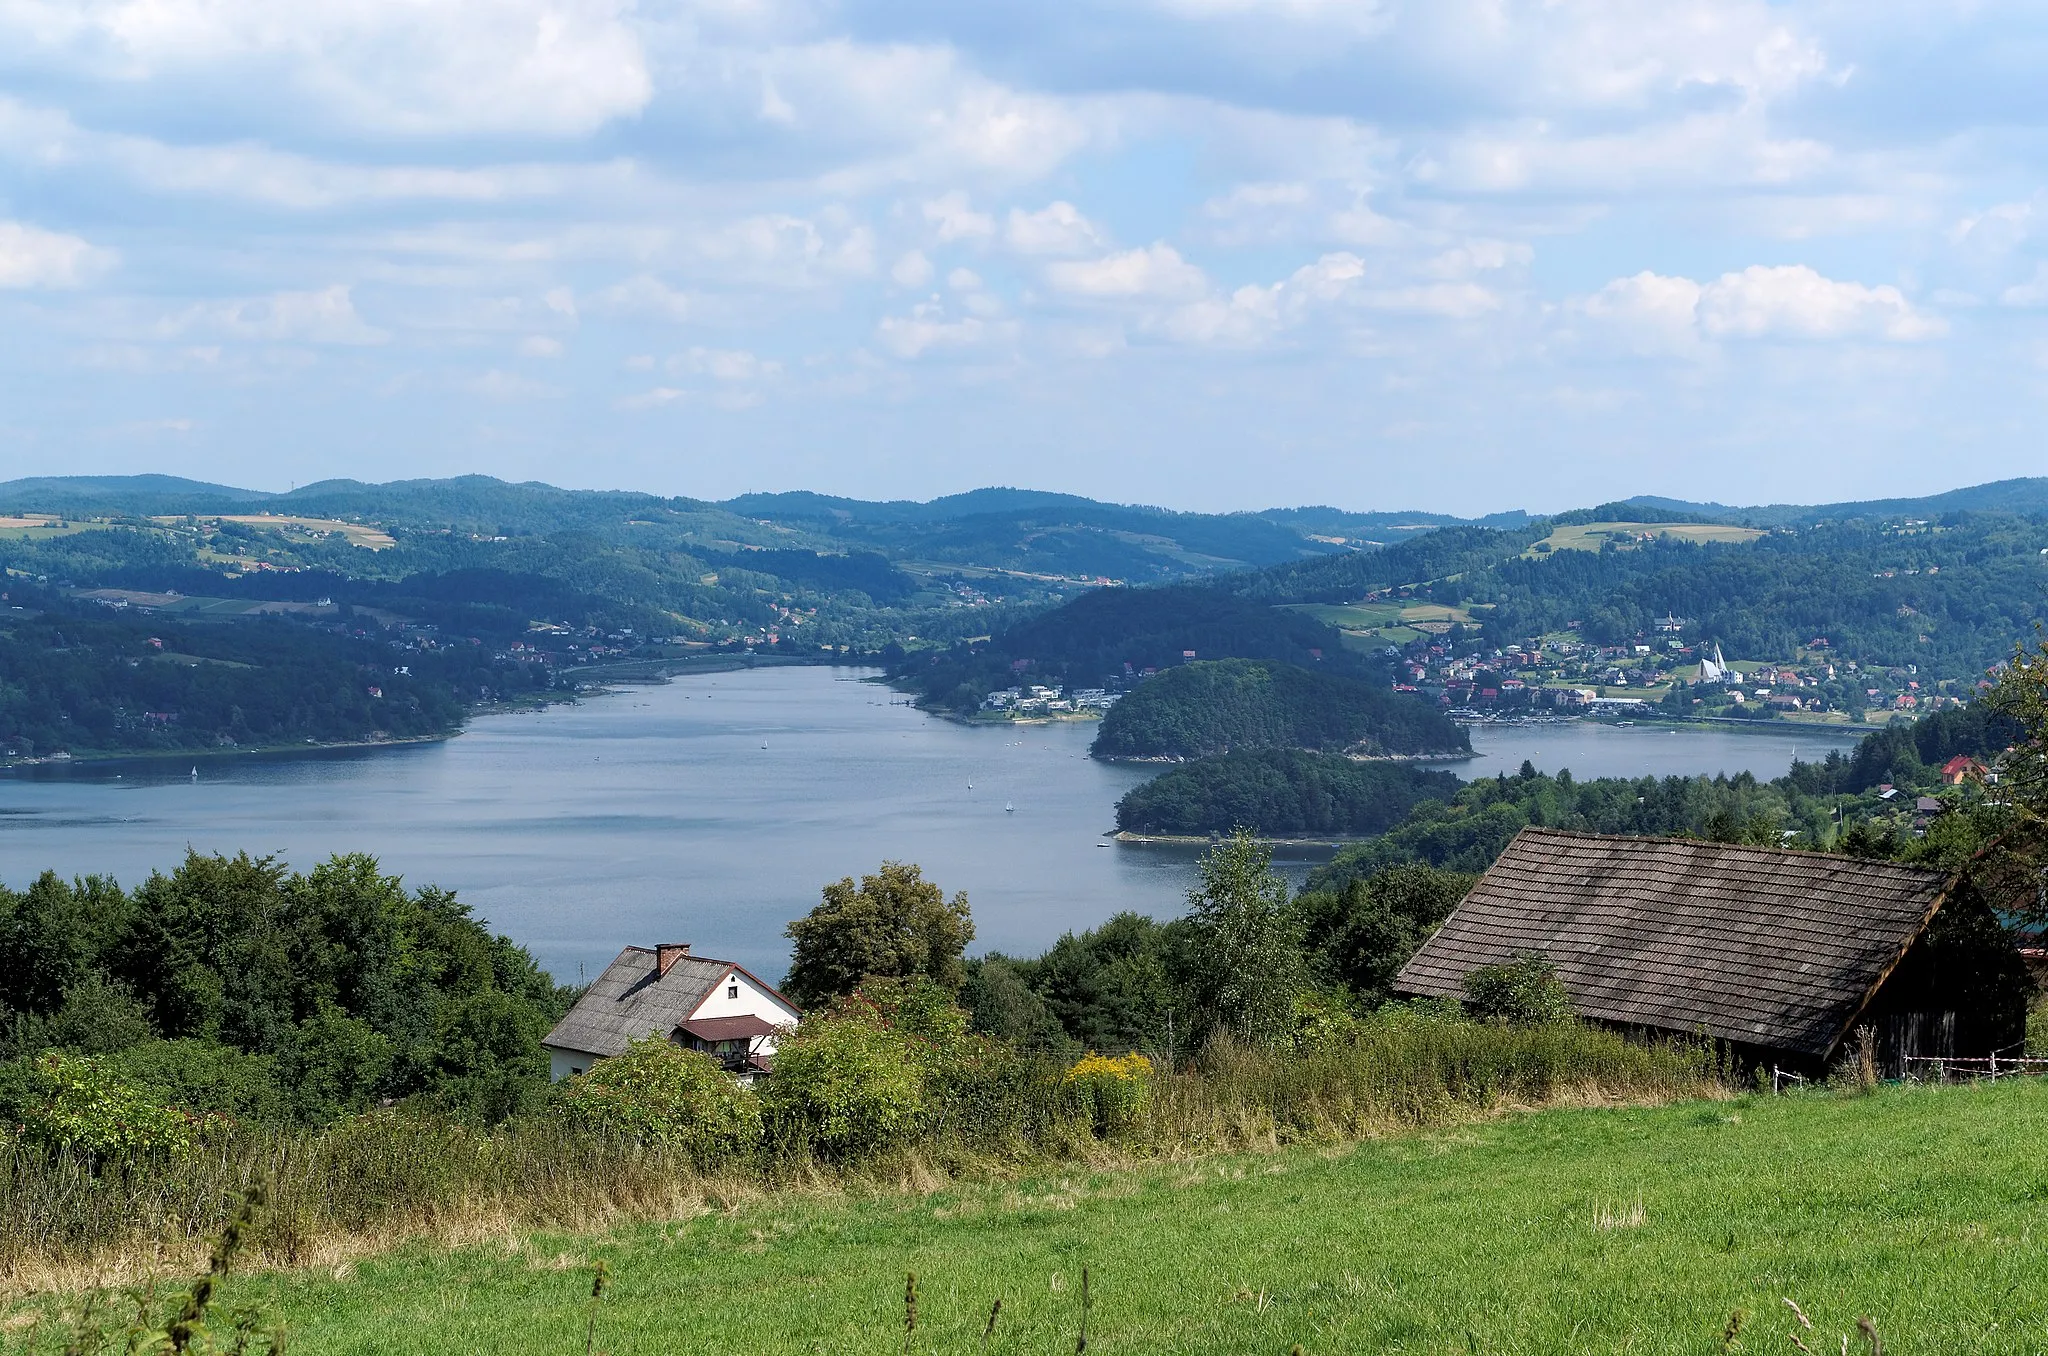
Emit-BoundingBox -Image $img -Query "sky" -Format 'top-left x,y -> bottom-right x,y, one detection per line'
0,1 -> 2045,515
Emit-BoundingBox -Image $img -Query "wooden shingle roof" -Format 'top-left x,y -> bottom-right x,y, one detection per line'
1393,827 -> 1951,1058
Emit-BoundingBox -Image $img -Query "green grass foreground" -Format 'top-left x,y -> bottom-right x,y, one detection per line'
69,1078 -> 2048,1355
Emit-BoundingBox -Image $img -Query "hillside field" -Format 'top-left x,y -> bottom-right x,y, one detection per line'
30,1079 -> 2048,1354
1525,521 -> 1767,557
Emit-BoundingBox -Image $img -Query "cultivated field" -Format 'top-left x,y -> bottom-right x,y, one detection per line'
20,1079 -> 2043,1353
150,515 -> 397,550
1285,602 -> 1478,643
1526,521 -> 1766,557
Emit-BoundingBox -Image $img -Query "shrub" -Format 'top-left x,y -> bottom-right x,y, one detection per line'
12,1051 -> 215,1157
1062,1052 -> 1152,1136
556,1038 -> 762,1164
1462,954 -> 1574,1026
764,1005 -> 926,1157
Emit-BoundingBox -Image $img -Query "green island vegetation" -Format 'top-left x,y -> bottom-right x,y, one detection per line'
1112,749 -> 1462,838
1090,659 -> 1469,760
1,637 -> 2046,1352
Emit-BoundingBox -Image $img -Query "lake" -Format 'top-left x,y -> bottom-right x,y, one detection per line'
0,667 -> 1866,985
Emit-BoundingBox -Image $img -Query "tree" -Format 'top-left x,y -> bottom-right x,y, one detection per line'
782,862 -> 975,1008
1183,830 -> 1308,1048
1296,863 -> 1475,1005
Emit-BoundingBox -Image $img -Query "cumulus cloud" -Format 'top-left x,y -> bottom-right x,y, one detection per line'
891,250 -> 934,287
1698,265 -> 1944,341
1046,244 -> 1209,301
0,0 -> 652,137
1005,201 -> 1105,256
875,300 -> 1012,358
165,284 -> 388,344
923,192 -> 995,242
0,220 -> 113,287
1582,265 -> 1944,350
670,347 -> 781,382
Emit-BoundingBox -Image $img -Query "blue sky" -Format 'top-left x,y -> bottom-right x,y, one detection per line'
0,0 -> 2045,513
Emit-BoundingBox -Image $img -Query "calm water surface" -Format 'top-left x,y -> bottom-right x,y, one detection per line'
0,668 -> 1867,983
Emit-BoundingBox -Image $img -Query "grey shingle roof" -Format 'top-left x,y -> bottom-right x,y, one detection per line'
1393,827 -> 1951,1057
543,948 -> 739,1059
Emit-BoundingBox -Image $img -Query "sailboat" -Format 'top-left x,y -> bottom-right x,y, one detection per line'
1004,800 -> 1015,814
190,766 -> 198,780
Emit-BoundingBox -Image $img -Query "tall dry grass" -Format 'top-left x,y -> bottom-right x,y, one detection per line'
1,1014 -> 1716,1291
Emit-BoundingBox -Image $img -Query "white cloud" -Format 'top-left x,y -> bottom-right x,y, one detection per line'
1581,265 -> 1944,350
946,267 -> 982,291
1005,201 -> 1105,256
1581,271 -> 1708,355
1999,264 -> 2048,308
0,0 -> 651,137
597,274 -> 692,322
518,335 -> 564,357
670,347 -> 781,382
165,284 -> 388,344
0,219 -> 112,287
1699,265 -> 1944,341
875,300 -> 1010,358
891,250 -> 934,287
1046,244 -> 1209,302
922,192 -> 994,242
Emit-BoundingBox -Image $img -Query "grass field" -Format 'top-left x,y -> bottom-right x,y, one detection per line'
150,515 -> 396,550
1285,603 -> 1477,645
1527,522 -> 1765,557
0,516 -> 111,541
32,1079 -> 2044,1354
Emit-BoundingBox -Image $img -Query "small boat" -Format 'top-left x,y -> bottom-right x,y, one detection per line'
190,766 -> 198,779
967,781 -> 973,789
1004,801 -> 1015,813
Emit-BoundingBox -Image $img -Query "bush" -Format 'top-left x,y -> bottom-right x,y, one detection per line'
12,1051 -> 215,1157
1462,954 -> 1574,1026
1062,1052 -> 1152,1136
556,1038 -> 762,1164
763,1004 -> 926,1157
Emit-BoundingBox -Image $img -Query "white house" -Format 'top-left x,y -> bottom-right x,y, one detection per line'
542,943 -> 802,1083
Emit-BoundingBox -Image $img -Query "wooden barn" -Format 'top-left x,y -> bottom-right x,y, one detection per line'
1394,827 -> 2028,1077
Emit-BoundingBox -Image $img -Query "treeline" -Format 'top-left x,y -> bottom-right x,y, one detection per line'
0,852 -> 574,1129
964,842 -> 1485,1058
1113,749 -> 1461,836
1092,658 -> 1468,759
0,592 -> 560,756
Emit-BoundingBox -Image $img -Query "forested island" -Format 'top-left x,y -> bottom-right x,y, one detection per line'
1091,658 -> 1469,760
1113,749 -> 1461,837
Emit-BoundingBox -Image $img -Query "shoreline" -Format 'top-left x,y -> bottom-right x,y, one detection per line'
1111,829 -> 1363,849
0,655 -> 855,776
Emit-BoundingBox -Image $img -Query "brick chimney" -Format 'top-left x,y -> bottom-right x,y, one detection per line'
655,943 -> 691,978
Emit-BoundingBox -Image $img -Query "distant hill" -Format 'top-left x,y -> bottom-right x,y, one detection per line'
1092,659 -> 1470,760
0,475 -> 273,515
1626,478 -> 2048,528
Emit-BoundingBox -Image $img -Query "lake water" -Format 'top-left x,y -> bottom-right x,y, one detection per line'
0,667 -> 1867,985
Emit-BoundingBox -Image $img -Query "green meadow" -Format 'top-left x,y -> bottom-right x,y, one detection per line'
28,1078 -> 2042,1354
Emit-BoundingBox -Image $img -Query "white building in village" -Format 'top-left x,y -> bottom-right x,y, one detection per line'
541,943 -> 802,1083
